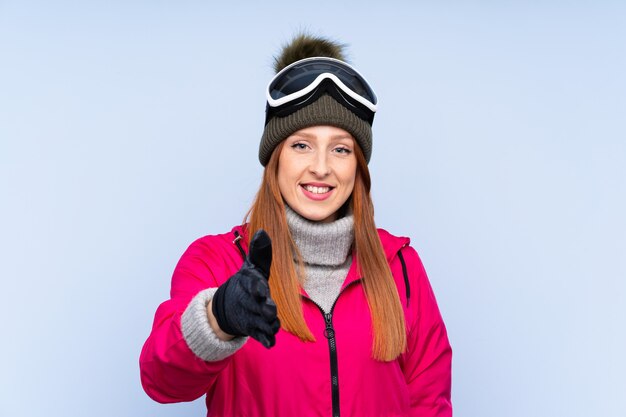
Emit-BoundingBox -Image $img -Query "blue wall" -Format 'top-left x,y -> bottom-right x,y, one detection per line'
1,1 -> 624,416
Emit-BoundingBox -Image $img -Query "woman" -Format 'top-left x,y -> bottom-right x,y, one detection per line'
140,34 -> 452,417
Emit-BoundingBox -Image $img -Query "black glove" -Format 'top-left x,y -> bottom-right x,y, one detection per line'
212,229 -> 280,348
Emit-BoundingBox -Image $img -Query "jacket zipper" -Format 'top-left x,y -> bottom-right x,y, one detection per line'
323,311 -> 340,417
305,279 -> 361,417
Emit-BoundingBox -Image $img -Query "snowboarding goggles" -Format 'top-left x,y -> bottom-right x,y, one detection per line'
265,57 -> 378,124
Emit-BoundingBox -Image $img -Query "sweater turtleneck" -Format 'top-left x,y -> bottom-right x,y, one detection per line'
285,206 -> 354,313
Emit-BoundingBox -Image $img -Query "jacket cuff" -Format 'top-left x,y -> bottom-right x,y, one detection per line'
181,288 -> 248,361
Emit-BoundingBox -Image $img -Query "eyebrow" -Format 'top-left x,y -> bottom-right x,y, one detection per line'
331,134 -> 354,141
293,132 -> 354,140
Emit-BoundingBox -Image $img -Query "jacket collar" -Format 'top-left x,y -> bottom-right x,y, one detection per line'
231,225 -> 410,292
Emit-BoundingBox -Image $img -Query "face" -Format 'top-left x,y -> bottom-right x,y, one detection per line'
277,125 -> 358,223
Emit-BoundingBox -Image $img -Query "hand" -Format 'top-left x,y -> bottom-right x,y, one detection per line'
211,229 -> 280,348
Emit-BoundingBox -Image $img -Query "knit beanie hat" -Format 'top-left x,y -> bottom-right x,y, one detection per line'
259,34 -> 374,166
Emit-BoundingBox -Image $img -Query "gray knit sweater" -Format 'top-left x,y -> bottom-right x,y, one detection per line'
286,206 -> 353,313
181,208 -> 354,361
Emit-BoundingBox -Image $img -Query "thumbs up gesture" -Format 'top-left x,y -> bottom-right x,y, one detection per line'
211,229 -> 281,348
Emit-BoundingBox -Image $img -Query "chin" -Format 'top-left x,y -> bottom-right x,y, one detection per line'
302,213 -> 328,222
309,211 -> 338,223
296,207 -> 336,223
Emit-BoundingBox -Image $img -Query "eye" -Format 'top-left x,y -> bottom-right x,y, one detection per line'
291,142 -> 309,151
333,146 -> 352,155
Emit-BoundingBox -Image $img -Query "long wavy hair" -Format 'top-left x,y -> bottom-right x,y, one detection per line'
246,141 -> 406,361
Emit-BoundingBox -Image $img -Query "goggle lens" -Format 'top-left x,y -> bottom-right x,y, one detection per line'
268,59 -> 377,106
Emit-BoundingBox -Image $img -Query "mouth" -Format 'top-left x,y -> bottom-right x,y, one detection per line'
301,184 -> 333,194
300,183 -> 335,200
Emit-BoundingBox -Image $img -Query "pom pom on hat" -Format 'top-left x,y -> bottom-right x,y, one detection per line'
273,33 -> 347,73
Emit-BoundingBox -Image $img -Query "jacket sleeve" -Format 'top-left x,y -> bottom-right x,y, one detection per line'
399,246 -> 453,417
139,237 -> 244,403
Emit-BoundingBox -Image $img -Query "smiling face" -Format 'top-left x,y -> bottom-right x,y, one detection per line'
277,125 -> 358,223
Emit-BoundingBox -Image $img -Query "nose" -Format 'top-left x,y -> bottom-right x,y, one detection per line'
309,150 -> 330,177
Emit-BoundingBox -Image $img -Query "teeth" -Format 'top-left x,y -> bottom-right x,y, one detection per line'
303,185 -> 330,194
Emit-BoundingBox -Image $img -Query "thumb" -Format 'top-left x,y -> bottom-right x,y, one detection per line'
248,229 -> 272,278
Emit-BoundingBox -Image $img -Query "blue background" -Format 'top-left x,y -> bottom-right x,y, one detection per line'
1,1 -> 625,416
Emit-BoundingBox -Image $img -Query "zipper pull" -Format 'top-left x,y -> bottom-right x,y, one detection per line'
324,313 -> 335,339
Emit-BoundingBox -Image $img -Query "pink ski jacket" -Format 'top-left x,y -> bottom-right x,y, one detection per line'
140,226 -> 452,417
